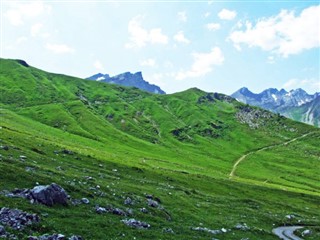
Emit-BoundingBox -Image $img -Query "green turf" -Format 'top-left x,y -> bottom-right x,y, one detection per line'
0,58 -> 319,239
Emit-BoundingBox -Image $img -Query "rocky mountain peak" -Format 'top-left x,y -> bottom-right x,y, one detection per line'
231,87 -> 319,127
87,71 -> 165,94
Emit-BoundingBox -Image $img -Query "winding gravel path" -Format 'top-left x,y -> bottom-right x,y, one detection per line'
272,226 -> 304,240
229,132 -> 314,179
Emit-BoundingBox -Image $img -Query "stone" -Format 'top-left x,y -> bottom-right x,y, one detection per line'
140,208 -> 148,213
69,236 -> 83,240
110,208 -> 126,216
28,234 -> 83,240
25,167 -> 36,172
121,219 -> 150,229
0,145 -> 9,151
285,214 -> 295,220
147,199 -> 159,208
0,207 -> 39,230
191,227 -> 222,235
234,223 -> 250,231
145,194 -> 153,199
126,208 -> 133,215
0,225 -> 6,235
95,206 -> 107,214
162,228 -> 174,234
81,198 -> 90,204
7,188 -> 30,198
124,197 -> 133,205
61,149 -> 74,155
30,183 -> 68,206
302,229 -> 311,236
28,237 -> 38,240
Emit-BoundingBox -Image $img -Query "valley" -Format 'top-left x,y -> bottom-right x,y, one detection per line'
0,59 -> 319,239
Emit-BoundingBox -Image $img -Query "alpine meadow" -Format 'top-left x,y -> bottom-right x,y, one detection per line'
0,58 -> 319,239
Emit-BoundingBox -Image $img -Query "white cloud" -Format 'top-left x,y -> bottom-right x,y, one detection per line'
204,12 -> 211,18
125,15 -> 168,49
229,5 -> 320,57
267,56 -> 275,64
164,61 -> 174,69
31,23 -> 43,37
149,73 -> 164,84
4,1 -> 51,26
140,58 -> 156,67
46,43 -> 75,54
149,29 -> 168,44
173,31 -> 190,44
178,11 -> 187,22
16,36 -> 28,44
206,23 -> 221,31
283,78 -> 320,92
218,9 -> 237,20
175,47 -> 224,80
94,60 -> 104,71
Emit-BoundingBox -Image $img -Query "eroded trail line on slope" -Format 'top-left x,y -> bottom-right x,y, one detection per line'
229,132 -> 315,179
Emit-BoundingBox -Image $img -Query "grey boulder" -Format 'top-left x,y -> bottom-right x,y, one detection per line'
30,183 -> 68,206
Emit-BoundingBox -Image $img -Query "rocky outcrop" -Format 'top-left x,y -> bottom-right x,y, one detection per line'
2,183 -> 69,206
87,72 -> 166,94
94,205 -> 127,216
191,226 -> 229,235
28,234 -> 83,240
0,207 -> 39,230
121,218 -> 150,229
198,92 -> 234,104
30,183 -> 68,206
235,106 -> 275,129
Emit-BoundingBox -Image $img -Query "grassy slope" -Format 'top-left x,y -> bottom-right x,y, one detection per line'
0,58 -> 319,239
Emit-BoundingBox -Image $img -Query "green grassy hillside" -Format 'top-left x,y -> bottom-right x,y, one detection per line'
0,58 -> 319,239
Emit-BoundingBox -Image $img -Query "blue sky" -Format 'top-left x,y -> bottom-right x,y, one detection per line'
1,1 -> 319,94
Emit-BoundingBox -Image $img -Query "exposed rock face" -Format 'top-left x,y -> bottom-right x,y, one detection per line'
81,198 -> 90,204
235,106 -> 275,129
95,206 -> 107,214
124,197 -> 133,205
283,95 -> 320,127
234,223 -> 250,231
29,234 -> 83,240
191,226 -> 229,235
147,199 -> 159,208
198,92 -> 235,104
231,87 -> 320,127
0,207 -> 39,230
2,184 -> 69,207
30,183 -> 68,206
232,87 -> 315,109
0,225 -> 6,235
87,72 -> 166,94
95,205 -> 127,216
16,59 -> 29,67
121,218 -> 150,229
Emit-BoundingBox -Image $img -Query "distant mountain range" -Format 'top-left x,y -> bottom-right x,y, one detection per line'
231,87 -> 319,127
87,72 -> 166,94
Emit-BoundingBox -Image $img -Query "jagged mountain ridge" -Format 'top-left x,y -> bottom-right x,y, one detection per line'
87,71 -> 166,94
284,95 -> 320,127
231,87 -> 319,127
